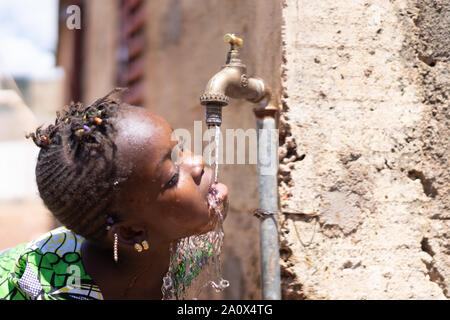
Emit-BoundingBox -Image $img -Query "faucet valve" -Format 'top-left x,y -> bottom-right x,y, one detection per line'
223,33 -> 243,48
223,34 -> 244,66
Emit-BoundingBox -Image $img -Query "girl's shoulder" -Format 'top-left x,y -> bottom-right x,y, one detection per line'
0,227 -> 103,300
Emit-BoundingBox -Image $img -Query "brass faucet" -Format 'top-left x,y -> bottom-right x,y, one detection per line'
200,34 -> 278,127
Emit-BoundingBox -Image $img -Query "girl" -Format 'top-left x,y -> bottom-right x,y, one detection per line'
0,89 -> 229,300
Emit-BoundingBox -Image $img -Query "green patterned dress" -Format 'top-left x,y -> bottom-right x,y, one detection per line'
0,227 -> 215,300
0,227 -> 103,300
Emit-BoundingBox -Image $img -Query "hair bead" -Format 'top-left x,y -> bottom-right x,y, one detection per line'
94,117 -> 103,125
40,135 -> 50,146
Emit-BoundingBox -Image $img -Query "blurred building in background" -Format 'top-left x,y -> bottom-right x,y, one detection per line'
0,0 -> 63,250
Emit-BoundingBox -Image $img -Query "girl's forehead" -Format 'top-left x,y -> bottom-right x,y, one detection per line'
114,107 -> 173,172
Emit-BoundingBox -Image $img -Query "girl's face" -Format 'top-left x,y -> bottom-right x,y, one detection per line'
113,106 -> 228,244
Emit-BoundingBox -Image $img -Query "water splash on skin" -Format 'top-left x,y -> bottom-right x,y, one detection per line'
161,184 -> 229,300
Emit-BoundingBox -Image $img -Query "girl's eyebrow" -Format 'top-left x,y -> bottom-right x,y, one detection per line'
156,128 -> 175,170
157,149 -> 171,170
157,137 -> 180,170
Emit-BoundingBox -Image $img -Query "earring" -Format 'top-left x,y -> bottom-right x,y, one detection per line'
113,233 -> 119,263
134,243 -> 143,253
134,240 -> 149,253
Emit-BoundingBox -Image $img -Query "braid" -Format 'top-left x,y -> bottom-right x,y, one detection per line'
26,88 -> 131,240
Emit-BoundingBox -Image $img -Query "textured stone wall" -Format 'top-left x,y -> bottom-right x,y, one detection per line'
279,0 -> 449,299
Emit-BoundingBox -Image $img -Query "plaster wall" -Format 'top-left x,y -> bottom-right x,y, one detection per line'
280,0 -> 449,299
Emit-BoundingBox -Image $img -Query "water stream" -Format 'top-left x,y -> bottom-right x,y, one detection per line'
161,125 -> 228,300
214,125 -> 220,183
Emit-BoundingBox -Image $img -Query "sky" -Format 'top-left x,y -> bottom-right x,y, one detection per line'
0,0 -> 59,79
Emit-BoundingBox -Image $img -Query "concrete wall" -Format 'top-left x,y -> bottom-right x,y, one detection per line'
279,0 -> 449,299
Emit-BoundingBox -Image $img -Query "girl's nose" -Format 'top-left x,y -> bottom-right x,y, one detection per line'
183,149 -> 204,185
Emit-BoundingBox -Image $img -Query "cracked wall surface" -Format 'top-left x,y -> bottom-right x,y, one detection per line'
279,0 -> 449,299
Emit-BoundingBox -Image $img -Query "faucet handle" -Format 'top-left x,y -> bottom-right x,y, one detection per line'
224,33 -> 243,48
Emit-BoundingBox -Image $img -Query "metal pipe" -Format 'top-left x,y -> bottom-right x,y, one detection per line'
254,85 -> 281,300
200,34 -> 281,300
256,115 -> 281,300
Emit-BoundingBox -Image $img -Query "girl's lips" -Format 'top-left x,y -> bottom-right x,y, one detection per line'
211,182 -> 228,201
209,182 -> 229,221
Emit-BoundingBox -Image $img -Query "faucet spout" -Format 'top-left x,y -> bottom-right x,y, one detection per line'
200,34 -> 275,127
201,66 -> 267,103
201,67 -> 276,125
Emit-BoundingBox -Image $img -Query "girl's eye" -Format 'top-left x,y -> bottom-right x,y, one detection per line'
166,168 -> 179,189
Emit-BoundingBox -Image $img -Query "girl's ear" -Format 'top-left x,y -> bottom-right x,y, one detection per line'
108,223 -> 146,248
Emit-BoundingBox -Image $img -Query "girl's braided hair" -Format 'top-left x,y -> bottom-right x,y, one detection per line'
26,88 -> 131,240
